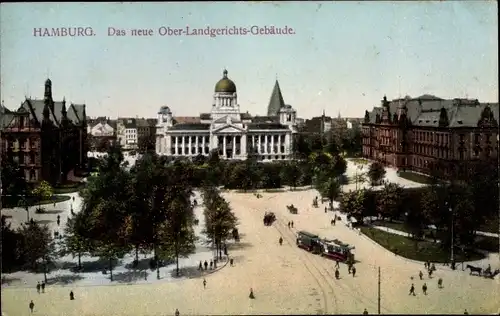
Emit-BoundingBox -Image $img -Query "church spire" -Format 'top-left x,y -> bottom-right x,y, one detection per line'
267,79 -> 285,116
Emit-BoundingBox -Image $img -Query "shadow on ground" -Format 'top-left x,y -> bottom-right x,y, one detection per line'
113,271 -> 148,283
47,274 -> 84,285
55,258 -> 122,273
123,257 -> 170,270
1,276 -> 21,285
35,219 -> 54,225
41,209 -> 65,215
289,187 -> 312,192
229,242 -> 253,250
169,265 -> 222,279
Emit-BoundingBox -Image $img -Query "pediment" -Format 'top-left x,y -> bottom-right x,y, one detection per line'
213,124 -> 245,134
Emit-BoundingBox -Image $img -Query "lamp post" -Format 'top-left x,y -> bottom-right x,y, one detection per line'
449,206 -> 454,265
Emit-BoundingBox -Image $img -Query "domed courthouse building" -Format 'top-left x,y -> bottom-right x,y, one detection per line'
155,70 -> 298,161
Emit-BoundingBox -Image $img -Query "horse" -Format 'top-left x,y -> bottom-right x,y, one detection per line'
466,264 -> 482,276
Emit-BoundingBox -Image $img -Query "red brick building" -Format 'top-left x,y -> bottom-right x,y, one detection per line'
362,95 -> 499,174
0,79 -> 88,185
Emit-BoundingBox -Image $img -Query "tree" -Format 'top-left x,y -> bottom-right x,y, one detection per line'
260,163 -> 282,189
59,213 -> 92,270
292,133 -> 312,159
137,135 -> 155,154
31,180 -> 53,206
281,161 -> 301,190
324,132 -> 340,156
205,150 -> 223,187
1,215 -> 24,272
0,156 -> 28,197
202,187 -> 238,260
316,177 -> 342,208
192,154 -> 206,166
339,189 -> 366,223
16,222 -> 56,282
367,162 -> 386,186
376,183 -> 404,221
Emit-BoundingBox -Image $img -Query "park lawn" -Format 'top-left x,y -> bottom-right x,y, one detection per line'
479,216 -> 499,234
397,171 -> 433,184
53,181 -> 86,194
360,226 -> 485,263
350,158 -> 370,165
1,195 -> 71,208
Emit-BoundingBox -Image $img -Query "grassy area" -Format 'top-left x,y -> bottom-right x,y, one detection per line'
53,182 -> 86,194
360,226 -> 485,262
479,216 -> 499,234
2,195 -> 71,208
474,235 -> 499,252
350,158 -> 370,165
397,171 -> 432,184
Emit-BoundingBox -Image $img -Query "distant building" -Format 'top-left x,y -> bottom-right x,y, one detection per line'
362,94 -> 499,175
87,117 -> 117,151
0,79 -> 87,184
155,69 -> 299,161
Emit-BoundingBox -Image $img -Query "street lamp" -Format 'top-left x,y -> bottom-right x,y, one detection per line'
449,205 -> 455,267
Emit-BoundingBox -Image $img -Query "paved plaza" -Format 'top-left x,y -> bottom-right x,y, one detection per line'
1,160 -> 499,315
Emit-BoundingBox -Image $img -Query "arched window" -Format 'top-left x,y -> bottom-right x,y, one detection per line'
30,169 -> 36,181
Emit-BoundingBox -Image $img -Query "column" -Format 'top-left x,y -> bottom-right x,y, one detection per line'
285,134 -> 290,154
252,135 -> 255,150
202,136 -> 205,154
233,136 -> 236,155
182,136 -> 185,155
223,135 -> 227,157
278,135 -> 281,154
241,134 -> 247,156
195,135 -> 199,155
258,135 -> 261,153
188,136 -> 192,155
271,134 -> 274,154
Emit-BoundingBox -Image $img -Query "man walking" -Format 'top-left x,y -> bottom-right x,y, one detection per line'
41,281 -> 45,293
29,300 -> 35,313
409,283 -> 415,296
36,281 -> 40,294
422,283 -> 428,295
203,279 -> 207,289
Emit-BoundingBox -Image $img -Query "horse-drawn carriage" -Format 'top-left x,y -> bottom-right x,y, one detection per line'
466,264 -> 500,279
287,204 -> 298,214
263,212 -> 276,226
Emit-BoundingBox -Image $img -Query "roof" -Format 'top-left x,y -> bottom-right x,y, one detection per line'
200,113 -> 211,120
19,99 -> 85,127
251,116 -> 279,123
1,104 -> 15,129
214,69 -> 236,93
122,118 -> 136,129
174,116 -> 201,124
363,95 -> 499,128
169,123 -> 210,131
267,80 -> 286,116
248,123 -> 289,130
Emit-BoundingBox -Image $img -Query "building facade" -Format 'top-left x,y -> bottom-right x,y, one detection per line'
362,94 -> 499,174
156,70 -> 298,161
0,79 -> 88,184
87,117 -> 117,151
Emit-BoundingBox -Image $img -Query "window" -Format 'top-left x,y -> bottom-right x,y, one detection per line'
474,134 -> 480,143
30,153 -> 35,164
30,170 -> 36,181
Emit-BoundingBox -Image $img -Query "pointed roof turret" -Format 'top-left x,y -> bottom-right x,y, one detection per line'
267,80 -> 285,116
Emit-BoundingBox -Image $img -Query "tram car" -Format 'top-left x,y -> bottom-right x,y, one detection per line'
296,231 -> 322,254
319,238 -> 355,262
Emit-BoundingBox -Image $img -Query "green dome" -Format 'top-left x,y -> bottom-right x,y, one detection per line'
214,69 -> 236,93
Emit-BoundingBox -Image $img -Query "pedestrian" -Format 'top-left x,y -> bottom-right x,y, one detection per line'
325,207 -> 327,213
287,222 -> 290,228
422,283 -> 427,295
203,279 -> 206,289
335,268 -> 340,279
214,259 -> 217,269
175,308 -> 180,316
363,308 -> 368,315
209,260 -> 213,270
199,261 -> 203,270
427,269 -> 432,278
463,309 -> 468,315
29,300 -> 35,313
249,288 -> 255,299
204,260 -> 208,270
230,258 -> 234,266
409,283 -> 415,296
70,290 -> 74,300
335,260 -> 340,268
333,218 -> 336,226
424,261 -> 428,269
291,221 -> 294,228
36,281 -> 40,294
419,271 -> 423,280
352,266 -> 356,277
348,264 -> 352,274
53,202 -> 56,207
57,215 -> 60,226
431,263 -> 436,271
437,278 -> 443,289
41,281 -> 45,293
72,196 -> 75,202
279,237 -> 283,246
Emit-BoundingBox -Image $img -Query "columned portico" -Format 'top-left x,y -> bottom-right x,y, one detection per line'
155,69 -> 297,161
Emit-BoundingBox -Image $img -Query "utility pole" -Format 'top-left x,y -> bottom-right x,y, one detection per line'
378,266 -> 381,314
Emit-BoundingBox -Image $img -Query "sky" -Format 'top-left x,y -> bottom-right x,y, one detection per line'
0,2 -> 498,120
